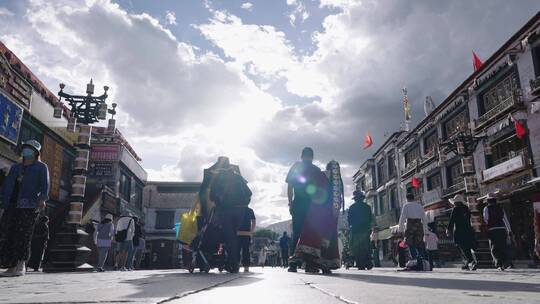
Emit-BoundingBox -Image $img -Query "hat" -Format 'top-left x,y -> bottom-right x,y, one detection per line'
449,194 -> 465,205
105,214 -> 113,221
22,139 -> 42,154
353,190 -> 365,200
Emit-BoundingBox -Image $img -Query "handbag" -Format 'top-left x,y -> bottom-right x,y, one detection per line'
178,199 -> 200,245
115,218 -> 132,242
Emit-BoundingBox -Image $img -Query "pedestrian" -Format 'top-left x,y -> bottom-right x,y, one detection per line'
446,194 -> 477,271
210,157 -> 252,273
134,234 -> 146,270
259,244 -> 268,267
237,206 -> 256,272
129,216 -> 142,270
115,211 -> 135,271
424,222 -> 438,270
285,147 -> 324,272
483,193 -> 513,270
28,215 -> 49,272
95,214 -> 115,272
347,190 -> 375,270
396,238 -> 408,268
279,232 -> 290,267
0,140 -> 49,277
398,193 -> 429,270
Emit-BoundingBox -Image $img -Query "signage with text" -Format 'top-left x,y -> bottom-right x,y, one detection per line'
90,145 -> 119,161
0,91 -> 23,145
482,155 -> 524,182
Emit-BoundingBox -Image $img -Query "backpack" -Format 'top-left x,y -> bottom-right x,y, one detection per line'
115,218 -> 132,242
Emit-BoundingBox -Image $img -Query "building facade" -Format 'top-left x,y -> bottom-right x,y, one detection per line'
143,181 -> 200,269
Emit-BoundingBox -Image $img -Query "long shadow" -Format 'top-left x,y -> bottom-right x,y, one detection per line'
323,271 -> 540,293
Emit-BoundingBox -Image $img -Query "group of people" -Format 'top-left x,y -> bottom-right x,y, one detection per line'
93,212 -> 145,272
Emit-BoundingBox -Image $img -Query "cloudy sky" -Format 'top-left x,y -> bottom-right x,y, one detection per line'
1,0 -> 539,225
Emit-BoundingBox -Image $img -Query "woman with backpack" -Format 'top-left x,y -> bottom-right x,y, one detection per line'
96,214 -> 115,272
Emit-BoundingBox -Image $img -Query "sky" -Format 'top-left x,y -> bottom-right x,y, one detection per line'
0,0 -> 539,226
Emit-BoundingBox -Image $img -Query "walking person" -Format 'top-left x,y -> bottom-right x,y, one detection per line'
347,190 -> 375,270
28,215 -> 49,272
259,244 -> 268,268
446,194 -> 477,270
424,222 -> 438,270
134,235 -> 146,270
210,157 -> 252,273
483,193 -> 513,270
285,147 -> 323,272
115,212 -> 135,271
398,193 -> 429,270
279,232 -> 290,267
96,214 -> 115,272
129,216 -> 142,271
237,206 -> 256,272
0,140 -> 49,277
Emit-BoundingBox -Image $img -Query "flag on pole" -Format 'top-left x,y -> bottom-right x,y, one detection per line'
402,87 -> 412,121
509,114 -> 527,139
363,131 -> 373,149
472,51 -> 483,72
411,176 -> 421,189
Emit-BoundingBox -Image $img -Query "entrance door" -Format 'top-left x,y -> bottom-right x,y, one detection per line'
503,200 -> 534,260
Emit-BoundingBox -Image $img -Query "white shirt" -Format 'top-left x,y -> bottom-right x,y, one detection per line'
398,201 -> 428,233
116,216 -> 135,241
424,230 -> 439,250
482,205 -> 512,232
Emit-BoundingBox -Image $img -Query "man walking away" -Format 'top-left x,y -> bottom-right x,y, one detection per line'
279,232 -> 290,267
398,193 -> 429,270
129,217 -> 142,271
483,193 -> 512,271
447,194 -> 477,270
285,147 -> 322,272
347,190 -> 375,270
237,206 -> 256,272
210,158 -> 252,273
115,212 -> 135,271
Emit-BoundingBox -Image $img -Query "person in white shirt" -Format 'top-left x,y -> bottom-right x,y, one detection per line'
398,193 -> 428,262
115,212 -> 135,271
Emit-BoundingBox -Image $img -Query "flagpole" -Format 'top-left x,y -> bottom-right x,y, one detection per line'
402,87 -> 410,132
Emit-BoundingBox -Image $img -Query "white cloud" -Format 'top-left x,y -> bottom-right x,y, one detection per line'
165,10 -> 176,25
287,0 -> 309,26
0,7 -> 14,16
240,2 -> 253,10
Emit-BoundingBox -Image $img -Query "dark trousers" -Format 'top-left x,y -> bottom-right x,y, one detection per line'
427,250 -> 437,269
28,237 -> 47,270
0,207 -> 38,268
291,207 -> 308,254
488,229 -> 509,268
238,236 -> 251,267
458,244 -> 476,265
215,207 -> 245,270
281,248 -> 289,267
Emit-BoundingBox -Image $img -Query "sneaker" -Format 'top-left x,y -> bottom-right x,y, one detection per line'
497,266 -> 505,271
470,263 -> 477,271
461,265 -> 470,270
120,267 -> 127,271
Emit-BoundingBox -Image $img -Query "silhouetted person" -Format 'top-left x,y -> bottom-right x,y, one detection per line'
447,194 -> 477,270
483,194 -> 512,270
347,190 -> 374,270
279,232 -> 290,267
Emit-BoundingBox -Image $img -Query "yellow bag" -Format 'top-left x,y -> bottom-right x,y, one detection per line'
178,198 -> 200,245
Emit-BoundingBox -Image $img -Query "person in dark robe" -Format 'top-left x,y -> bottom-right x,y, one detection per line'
285,147 -> 323,272
28,215 -> 49,271
482,193 -> 512,270
347,190 -> 375,270
447,194 -> 477,270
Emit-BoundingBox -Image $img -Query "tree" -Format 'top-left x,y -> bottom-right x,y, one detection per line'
254,229 -> 279,240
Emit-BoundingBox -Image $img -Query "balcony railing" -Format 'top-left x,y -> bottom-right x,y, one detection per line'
475,91 -> 522,129
482,149 -> 529,182
403,159 -> 418,176
531,76 -> 540,96
442,181 -> 465,197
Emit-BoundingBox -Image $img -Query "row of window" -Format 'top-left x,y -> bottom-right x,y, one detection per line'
119,171 -> 143,210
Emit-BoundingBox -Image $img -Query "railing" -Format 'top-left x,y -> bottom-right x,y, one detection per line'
492,148 -> 528,166
442,181 -> 465,197
421,149 -> 437,164
475,91 -> 522,129
531,76 -> 540,95
403,159 -> 418,176
482,149 -> 529,182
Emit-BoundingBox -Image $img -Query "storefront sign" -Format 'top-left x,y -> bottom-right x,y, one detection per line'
89,161 -> 115,177
482,155 -> 524,182
481,170 -> 532,196
41,134 -> 64,200
0,91 -> 23,145
90,145 -> 119,161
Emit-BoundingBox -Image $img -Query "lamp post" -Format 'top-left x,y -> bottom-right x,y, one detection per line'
44,80 -> 115,272
440,128 -> 485,232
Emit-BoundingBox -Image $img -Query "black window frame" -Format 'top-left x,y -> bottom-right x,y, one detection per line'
427,172 -> 442,191
155,210 -> 175,230
119,172 -> 131,202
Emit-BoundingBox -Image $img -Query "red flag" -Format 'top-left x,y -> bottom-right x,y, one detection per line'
509,114 -> 527,139
411,176 -> 421,189
363,132 -> 373,149
472,51 -> 483,71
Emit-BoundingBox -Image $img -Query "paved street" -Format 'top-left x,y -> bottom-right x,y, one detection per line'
1,267 -> 539,304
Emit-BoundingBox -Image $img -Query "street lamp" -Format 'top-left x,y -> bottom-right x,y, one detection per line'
44,79 -> 115,272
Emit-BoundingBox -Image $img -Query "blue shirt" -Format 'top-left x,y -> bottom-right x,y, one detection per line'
0,161 -> 50,209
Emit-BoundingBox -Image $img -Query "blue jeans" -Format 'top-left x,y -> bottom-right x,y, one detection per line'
119,240 -> 134,269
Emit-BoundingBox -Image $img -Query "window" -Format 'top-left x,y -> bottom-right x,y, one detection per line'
427,173 -> 442,191
423,132 -> 438,155
388,153 -> 396,178
377,160 -> 385,185
533,45 -> 540,77
480,72 -> 519,115
404,145 -> 420,168
119,172 -> 131,202
155,210 -> 175,229
443,110 -> 468,139
488,135 -> 527,168
447,162 -> 463,186
133,185 -> 143,209
389,187 -> 397,209
379,192 -> 386,215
